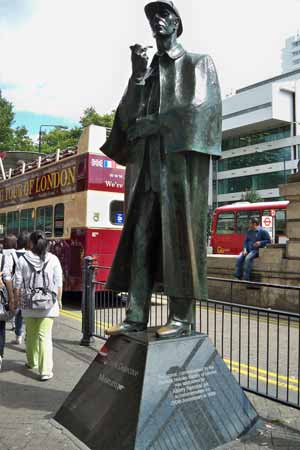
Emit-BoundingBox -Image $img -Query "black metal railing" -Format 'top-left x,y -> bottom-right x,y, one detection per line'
80,257 -> 300,409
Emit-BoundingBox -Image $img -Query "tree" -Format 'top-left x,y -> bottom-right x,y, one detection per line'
40,127 -> 82,154
0,90 -> 14,150
241,188 -> 262,203
12,126 -> 35,151
79,107 -> 115,129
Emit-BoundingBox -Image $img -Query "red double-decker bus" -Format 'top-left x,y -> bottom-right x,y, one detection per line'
0,125 -> 125,292
211,201 -> 289,255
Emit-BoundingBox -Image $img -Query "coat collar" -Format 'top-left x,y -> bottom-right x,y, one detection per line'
156,42 -> 185,60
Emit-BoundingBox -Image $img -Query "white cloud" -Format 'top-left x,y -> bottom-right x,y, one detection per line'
1,0 -> 300,121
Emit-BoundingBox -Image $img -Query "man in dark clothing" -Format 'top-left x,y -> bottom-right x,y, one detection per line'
234,217 -> 271,281
101,0 -> 222,338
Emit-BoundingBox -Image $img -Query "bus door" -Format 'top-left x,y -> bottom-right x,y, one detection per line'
236,209 -> 260,254
262,208 -> 287,244
213,212 -> 236,254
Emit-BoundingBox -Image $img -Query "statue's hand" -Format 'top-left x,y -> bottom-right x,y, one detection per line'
130,44 -> 149,79
127,115 -> 159,141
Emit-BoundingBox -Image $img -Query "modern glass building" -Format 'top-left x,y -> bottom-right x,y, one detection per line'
212,70 -> 300,207
282,34 -> 300,74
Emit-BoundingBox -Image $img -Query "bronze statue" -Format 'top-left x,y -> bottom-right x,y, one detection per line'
101,0 -> 222,338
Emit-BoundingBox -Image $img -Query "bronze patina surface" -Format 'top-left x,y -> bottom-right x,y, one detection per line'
101,0 -> 222,338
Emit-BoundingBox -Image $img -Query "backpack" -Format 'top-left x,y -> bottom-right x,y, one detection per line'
22,256 -> 57,310
0,254 -> 13,322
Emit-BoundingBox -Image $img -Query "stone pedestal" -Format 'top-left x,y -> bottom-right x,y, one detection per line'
280,175 -> 300,260
55,330 -> 257,450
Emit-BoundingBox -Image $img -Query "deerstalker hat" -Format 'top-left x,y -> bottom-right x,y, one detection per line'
145,1 -> 183,37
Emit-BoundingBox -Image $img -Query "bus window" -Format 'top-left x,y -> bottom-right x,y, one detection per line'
54,204 -> 64,237
20,209 -> 35,232
237,210 -> 260,234
7,211 -> 19,235
0,214 -> 6,238
36,206 -> 53,236
110,201 -> 125,225
276,209 -> 286,237
216,213 -> 235,234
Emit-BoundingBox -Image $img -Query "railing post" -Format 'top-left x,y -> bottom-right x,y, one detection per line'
80,256 -> 95,346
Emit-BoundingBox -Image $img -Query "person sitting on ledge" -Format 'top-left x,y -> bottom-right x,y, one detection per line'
234,216 -> 271,281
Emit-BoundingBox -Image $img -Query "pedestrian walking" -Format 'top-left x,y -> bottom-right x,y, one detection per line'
4,231 -> 30,345
234,217 -> 271,281
0,247 -> 15,371
14,231 -> 63,381
2,234 -> 17,331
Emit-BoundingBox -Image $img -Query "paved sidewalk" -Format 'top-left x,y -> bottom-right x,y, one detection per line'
0,311 -> 97,450
1,311 -> 300,449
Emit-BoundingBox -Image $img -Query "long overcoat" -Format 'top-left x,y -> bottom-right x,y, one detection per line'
101,43 -> 222,300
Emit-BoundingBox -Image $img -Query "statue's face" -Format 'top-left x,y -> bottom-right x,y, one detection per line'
149,5 -> 179,37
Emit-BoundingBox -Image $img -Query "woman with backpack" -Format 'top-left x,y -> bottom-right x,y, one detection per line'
14,231 -> 63,381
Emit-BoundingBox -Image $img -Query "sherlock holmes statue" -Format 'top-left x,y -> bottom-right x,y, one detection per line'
101,1 -> 222,339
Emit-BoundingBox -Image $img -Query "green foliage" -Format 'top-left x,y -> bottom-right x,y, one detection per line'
0,90 -> 14,150
0,90 -> 114,154
40,107 -> 115,153
40,127 -> 82,154
12,126 -> 35,151
79,107 -> 115,129
0,90 -> 35,152
241,188 -> 262,203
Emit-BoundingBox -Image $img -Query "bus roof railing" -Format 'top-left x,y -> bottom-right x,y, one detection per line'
0,146 -> 78,182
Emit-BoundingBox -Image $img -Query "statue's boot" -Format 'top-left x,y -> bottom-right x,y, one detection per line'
156,297 -> 193,339
106,321 -> 147,336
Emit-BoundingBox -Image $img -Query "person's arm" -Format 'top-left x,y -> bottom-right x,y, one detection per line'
243,233 -> 249,255
4,279 -> 15,311
255,230 -> 271,248
13,260 -> 23,309
53,258 -> 63,309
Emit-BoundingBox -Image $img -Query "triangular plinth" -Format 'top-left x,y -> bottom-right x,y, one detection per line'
55,330 -> 257,450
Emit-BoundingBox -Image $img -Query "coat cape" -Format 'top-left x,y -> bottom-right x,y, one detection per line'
101,44 -> 222,299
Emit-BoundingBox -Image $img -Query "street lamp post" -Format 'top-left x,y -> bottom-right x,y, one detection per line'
38,124 -> 68,153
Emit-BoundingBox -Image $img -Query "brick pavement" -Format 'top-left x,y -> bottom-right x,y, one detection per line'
0,311 -> 300,449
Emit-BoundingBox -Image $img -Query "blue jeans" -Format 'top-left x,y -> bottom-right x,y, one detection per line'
15,309 -> 24,337
234,250 -> 258,281
0,321 -> 5,357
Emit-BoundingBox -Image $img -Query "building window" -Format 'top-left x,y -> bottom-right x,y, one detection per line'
110,201 -> 125,225
7,211 -> 19,235
294,58 -> 300,65
218,170 -> 291,195
218,147 -> 291,172
20,209 -> 35,233
36,206 -> 53,236
54,204 -> 64,237
216,213 -> 235,234
0,214 -> 6,238
222,126 -> 290,151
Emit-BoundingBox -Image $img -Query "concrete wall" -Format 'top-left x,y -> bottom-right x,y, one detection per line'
207,251 -> 300,313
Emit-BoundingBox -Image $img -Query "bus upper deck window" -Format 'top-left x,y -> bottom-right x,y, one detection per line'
276,210 -> 286,235
54,204 -> 64,237
20,209 -> 34,232
110,201 -> 125,225
216,213 -> 235,234
0,214 -> 6,238
36,206 -> 53,237
237,210 -> 260,234
7,211 -> 19,236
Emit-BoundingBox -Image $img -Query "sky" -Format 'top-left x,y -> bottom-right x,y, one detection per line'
1,0 -> 300,137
